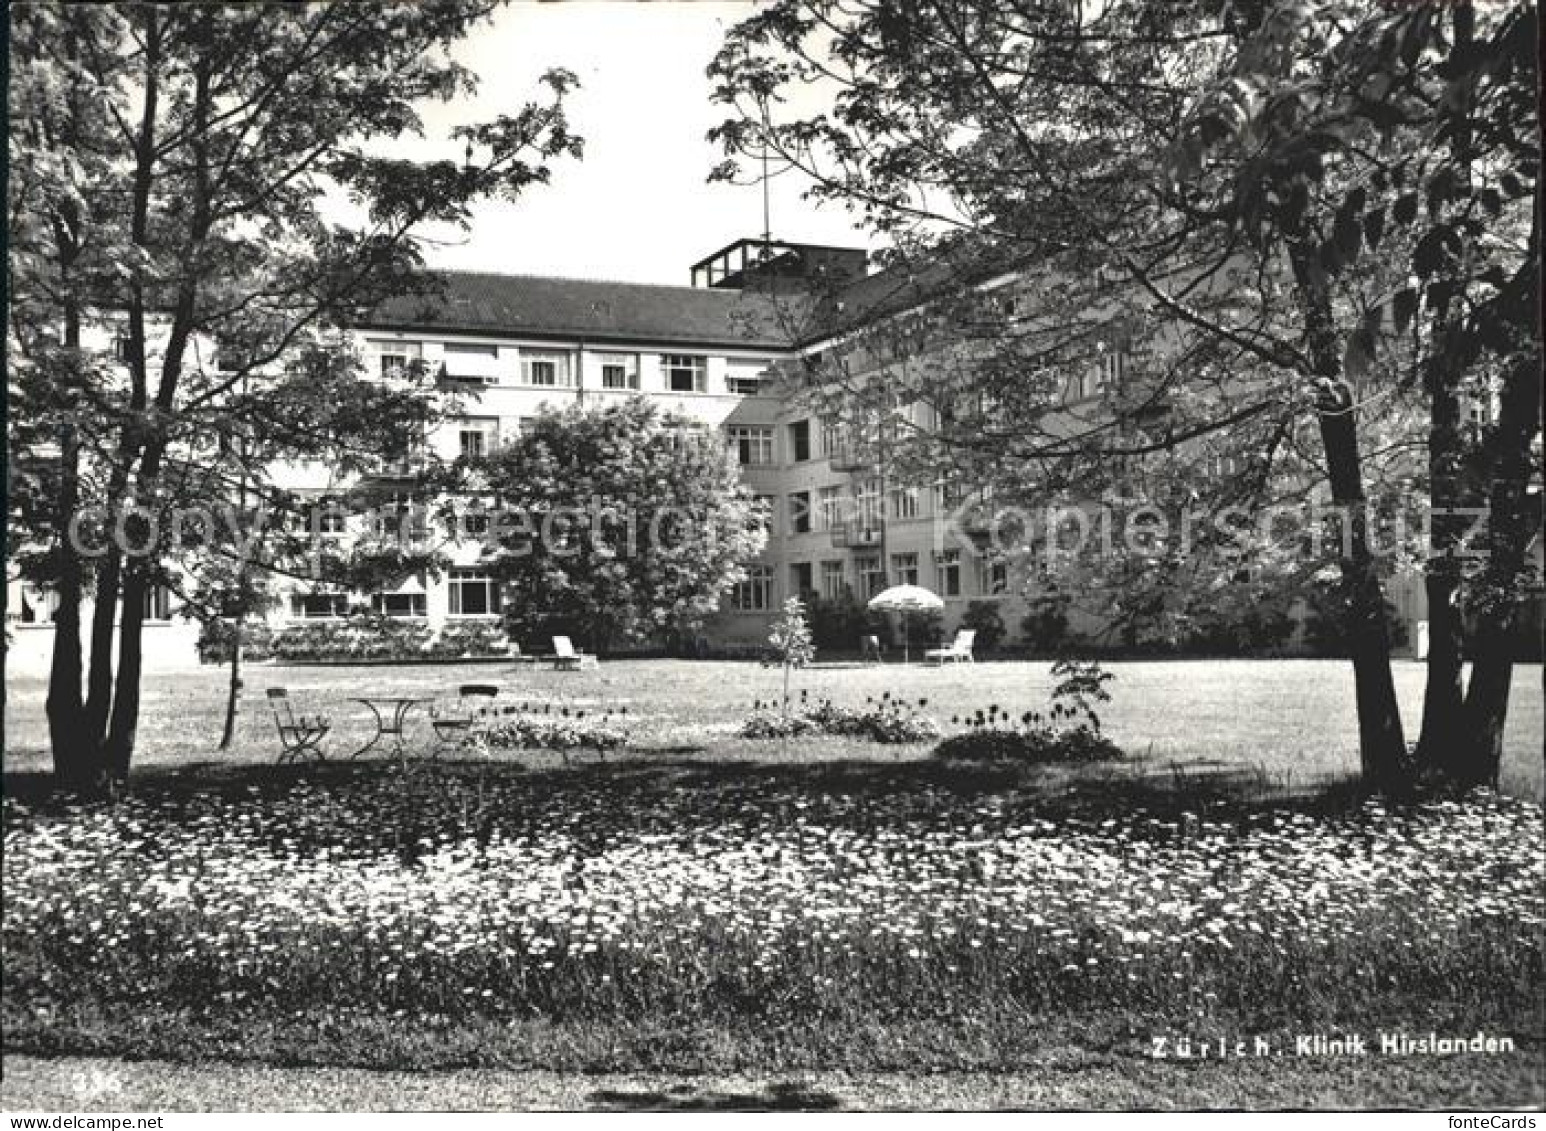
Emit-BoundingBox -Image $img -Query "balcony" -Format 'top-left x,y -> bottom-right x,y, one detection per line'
831,521 -> 882,548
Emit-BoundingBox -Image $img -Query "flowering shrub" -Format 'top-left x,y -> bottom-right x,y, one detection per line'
739,709 -> 818,739
478,706 -> 629,755
3,781 -> 1540,1042
934,662 -> 1123,765
739,690 -> 940,744
425,620 -> 512,660
269,616 -> 510,663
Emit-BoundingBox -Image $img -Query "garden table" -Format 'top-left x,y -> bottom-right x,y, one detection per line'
347,696 -> 433,763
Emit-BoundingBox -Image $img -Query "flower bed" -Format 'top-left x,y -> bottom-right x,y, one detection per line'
4,781 -> 1540,1040
739,691 -> 940,744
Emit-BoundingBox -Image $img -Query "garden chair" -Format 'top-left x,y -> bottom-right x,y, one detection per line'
266,688 -> 330,764
429,684 -> 499,757
925,629 -> 976,665
860,635 -> 884,664
550,635 -> 598,671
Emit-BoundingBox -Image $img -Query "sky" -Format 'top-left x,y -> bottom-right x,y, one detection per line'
405,0 -> 873,286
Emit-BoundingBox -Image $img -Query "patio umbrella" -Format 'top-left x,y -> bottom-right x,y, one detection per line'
867,584 -> 945,664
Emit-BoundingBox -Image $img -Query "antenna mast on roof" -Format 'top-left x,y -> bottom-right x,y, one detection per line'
761,146 -> 772,247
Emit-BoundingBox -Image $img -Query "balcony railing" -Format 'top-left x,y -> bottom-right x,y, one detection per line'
831,521 -> 882,548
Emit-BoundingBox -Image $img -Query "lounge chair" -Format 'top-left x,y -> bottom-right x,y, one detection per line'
429,684 -> 499,757
925,629 -> 976,665
550,635 -> 599,671
266,688 -> 330,763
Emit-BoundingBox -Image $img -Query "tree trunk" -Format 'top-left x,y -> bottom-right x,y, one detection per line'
104,562 -> 148,780
1290,241 -> 1409,791
45,412 -> 90,786
1415,319 -> 1470,776
1455,347 -> 1541,787
219,620 -> 243,750
83,546 -> 121,750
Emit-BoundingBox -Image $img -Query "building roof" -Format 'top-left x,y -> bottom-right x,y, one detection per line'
361,271 -> 803,352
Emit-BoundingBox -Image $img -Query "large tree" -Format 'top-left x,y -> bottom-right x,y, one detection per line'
480,398 -> 767,653
709,0 -> 1538,790
7,2 -> 581,788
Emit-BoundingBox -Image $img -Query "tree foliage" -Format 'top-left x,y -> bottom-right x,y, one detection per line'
481,398 -> 766,653
7,2 -> 582,786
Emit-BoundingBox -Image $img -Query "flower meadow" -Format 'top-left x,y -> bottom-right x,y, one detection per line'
4,770 -> 1543,1062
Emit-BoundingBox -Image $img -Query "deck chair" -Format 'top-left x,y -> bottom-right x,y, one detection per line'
860,634 -> 884,664
550,635 -> 598,671
266,688 -> 330,763
429,684 -> 499,757
925,629 -> 976,665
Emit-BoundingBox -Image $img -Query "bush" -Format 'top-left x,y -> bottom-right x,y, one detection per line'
739,691 -> 940,744
739,709 -> 819,739
197,620 -> 274,665
478,709 -> 629,755
960,600 -> 1007,652
1019,594 -> 1071,654
425,620 -> 512,660
933,725 -> 1122,765
804,591 -> 868,651
271,615 -> 434,662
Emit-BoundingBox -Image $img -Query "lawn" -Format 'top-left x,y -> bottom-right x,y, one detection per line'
4,657 -> 1543,795
4,657 -> 1543,1109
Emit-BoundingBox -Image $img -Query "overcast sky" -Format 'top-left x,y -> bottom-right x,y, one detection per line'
406,0 -> 873,286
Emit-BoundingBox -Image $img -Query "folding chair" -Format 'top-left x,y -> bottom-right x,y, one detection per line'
429,684 -> 499,757
266,688 -> 330,764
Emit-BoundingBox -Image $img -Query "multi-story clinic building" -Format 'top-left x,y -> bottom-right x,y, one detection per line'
7,238 -> 1049,670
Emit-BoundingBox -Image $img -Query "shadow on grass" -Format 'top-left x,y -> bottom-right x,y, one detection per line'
587,1080 -> 843,1111
2,746 -> 1371,826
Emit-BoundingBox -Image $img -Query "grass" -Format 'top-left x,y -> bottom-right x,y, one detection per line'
3,657 -> 1543,1108
4,657 -> 1543,796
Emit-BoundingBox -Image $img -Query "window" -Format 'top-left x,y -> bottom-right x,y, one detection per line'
372,592 -> 427,618
937,549 -> 962,597
444,342 -> 498,357
856,554 -> 886,600
788,419 -> 811,462
820,416 -> 842,457
789,491 -> 812,534
662,354 -> 707,393
372,494 -> 426,541
855,479 -> 882,527
980,558 -> 1009,596
890,487 -> 920,521
447,569 -> 499,617
521,350 -> 572,387
753,494 -> 776,535
289,592 -> 348,619
370,339 -> 422,377
817,486 -> 843,530
726,361 -> 769,395
142,585 -> 172,621
307,504 -> 347,534
461,509 -> 491,537
891,552 -> 919,586
455,416 -> 499,459
728,426 -> 774,466
1097,348 -> 1127,392
732,564 -> 774,612
599,353 -> 640,390
113,335 -> 133,362
820,560 -> 846,600
935,480 -> 967,511
790,562 -> 813,597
